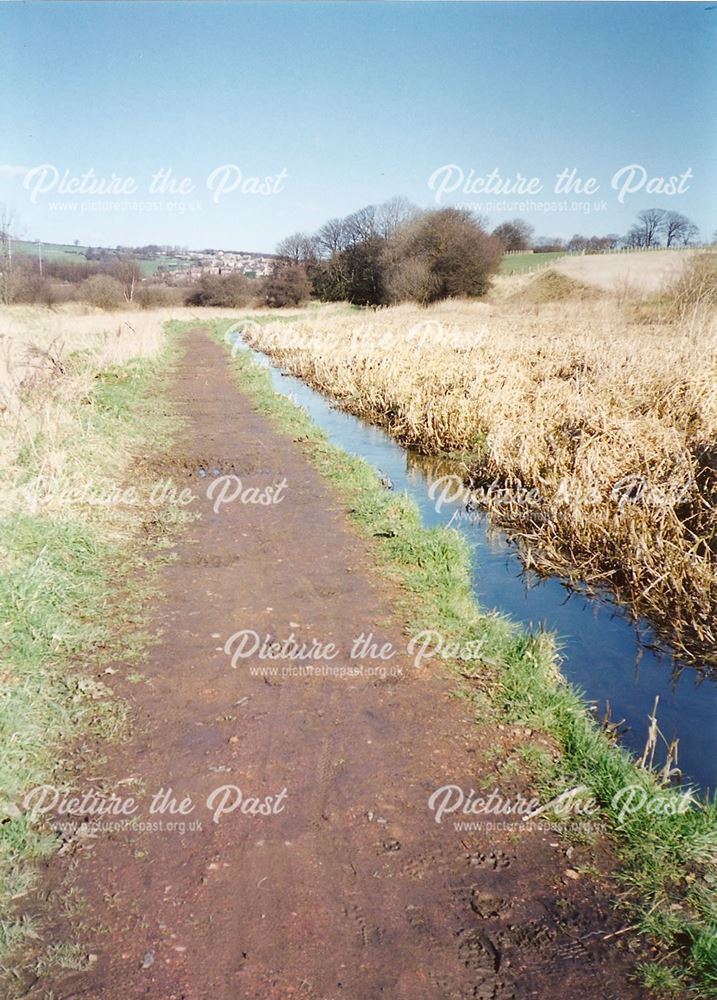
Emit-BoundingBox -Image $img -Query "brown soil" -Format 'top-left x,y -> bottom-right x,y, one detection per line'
25,329 -> 654,999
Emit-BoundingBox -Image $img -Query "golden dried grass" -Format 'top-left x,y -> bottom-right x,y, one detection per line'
0,304 -> 201,523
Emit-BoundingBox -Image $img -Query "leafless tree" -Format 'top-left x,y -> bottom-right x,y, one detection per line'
375,197 -> 421,240
275,231 -> 316,265
342,205 -> 378,247
626,208 -> 666,248
110,259 -> 143,302
492,218 -> 534,251
567,233 -> 621,253
314,218 -> 348,258
663,211 -> 699,247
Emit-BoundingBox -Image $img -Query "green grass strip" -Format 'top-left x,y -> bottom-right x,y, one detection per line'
0,338 -> 183,978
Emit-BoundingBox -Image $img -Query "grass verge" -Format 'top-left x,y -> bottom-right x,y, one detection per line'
205,317 -> 717,997
0,321 -> 187,987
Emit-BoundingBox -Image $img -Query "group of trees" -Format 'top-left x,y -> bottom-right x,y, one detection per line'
565,233 -> 621,253
491,211 -> 703,256
624,209 -> 700,249
270,198 -> 503,307
0,238 -> 266,310
487,219 -> 618,254
0,246 -> 267,310
492,210 -> 701,256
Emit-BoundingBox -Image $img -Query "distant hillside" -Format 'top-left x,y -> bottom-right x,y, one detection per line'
10,240 -> 276,278
11,240 -> 185,276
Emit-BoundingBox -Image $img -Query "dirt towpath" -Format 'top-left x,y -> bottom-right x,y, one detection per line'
36,329 -> 651,999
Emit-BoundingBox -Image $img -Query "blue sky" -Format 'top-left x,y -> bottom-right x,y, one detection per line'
2,1 -> 715,252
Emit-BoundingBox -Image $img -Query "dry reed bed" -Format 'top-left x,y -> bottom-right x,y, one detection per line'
0,305 -> 208,522
244,286 -> 717,665
0,304 -> 254,514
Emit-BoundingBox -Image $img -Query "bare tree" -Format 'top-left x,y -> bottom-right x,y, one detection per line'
314,218 -> 348,258
567,233 -> 621,253
492,218 -> 534,252
567,234 -> 588,252
663,211 -> 699,247
375,197 -> 421,240
342,205 -> 378,248
623,226 -> 643,249
627,208 -> 666,248
533,236 -> 566,252
275,232 -> 316,265
110,258 -> 143,302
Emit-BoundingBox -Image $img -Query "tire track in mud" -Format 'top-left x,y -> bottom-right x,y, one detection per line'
30,328 -> 653,1000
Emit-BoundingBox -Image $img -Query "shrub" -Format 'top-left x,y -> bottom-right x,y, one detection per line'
81,275 -> 126,310
392,208 -> 502,303
261,263 -> 311,307
185,273 -> 253,308
135,283 -> 184,309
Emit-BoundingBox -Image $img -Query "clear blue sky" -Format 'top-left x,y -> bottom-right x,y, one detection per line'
2,1 -> 715,252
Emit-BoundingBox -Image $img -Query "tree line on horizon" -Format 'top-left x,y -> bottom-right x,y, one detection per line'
493,208 -> 701,254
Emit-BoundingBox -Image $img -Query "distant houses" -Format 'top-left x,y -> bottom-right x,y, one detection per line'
170,249 -> 275,279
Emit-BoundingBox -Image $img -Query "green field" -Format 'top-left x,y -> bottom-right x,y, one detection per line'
13,239 -> 88,264
11,239 -> 184,276
499,251 -> 567,274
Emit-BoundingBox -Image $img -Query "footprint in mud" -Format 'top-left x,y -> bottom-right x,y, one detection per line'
428,975 -> 494,1000
466,850 -> 513,871
469,890 -> 511,920
344,902 -> 382,948
457,928 -> 515,1000
447,883 -> 511,921
544,893 -> 613,940
372,674 -> 402,688
471,983 -> 516,1000
175,455 -> 239,478
500,920 -> 558,950
554,936 -> 590,962
405,905 -> 433,935
191,552 -> 242,567
458,927 -> 501,973
492,920 -> 560,974
400,851 -> 457,880
492,920 -> 601,985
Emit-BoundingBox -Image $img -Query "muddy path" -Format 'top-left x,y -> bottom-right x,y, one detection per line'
32,328 -> 652,999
